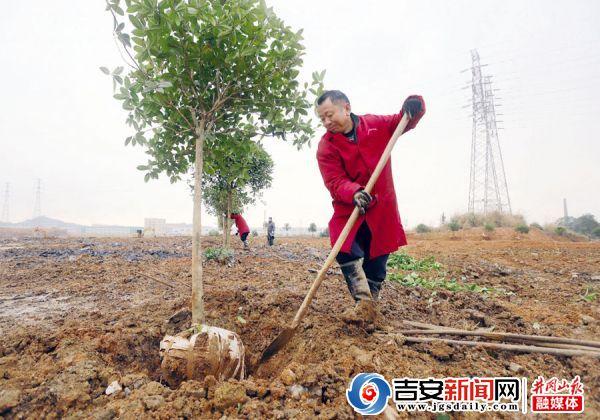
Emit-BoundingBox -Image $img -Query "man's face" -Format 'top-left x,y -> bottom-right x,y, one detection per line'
317,98 -> 351,133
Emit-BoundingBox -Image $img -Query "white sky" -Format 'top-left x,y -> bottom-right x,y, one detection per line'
1,1 -> 599,229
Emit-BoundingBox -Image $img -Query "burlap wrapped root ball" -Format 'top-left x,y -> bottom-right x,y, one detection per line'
160,325 -> 245,387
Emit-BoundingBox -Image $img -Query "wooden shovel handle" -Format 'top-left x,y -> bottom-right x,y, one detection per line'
290,113 -> 411,328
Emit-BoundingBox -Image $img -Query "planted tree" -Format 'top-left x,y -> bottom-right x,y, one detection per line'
104,0 -> 324,325
203,138 -> 273,247
308,222 -> 317,235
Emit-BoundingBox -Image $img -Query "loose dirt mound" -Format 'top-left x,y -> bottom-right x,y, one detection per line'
1,235 -> 599,417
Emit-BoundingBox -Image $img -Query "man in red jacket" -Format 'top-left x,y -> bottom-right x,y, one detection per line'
316,90 -> 425,323
230,213 -> 250,249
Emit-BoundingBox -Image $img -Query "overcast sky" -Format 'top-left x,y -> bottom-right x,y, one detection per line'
1,1 -> 599,230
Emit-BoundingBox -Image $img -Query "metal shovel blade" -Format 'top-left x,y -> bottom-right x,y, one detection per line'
259,327 -> 297,363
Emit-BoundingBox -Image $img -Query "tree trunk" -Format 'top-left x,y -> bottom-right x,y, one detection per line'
222,213 -> 227,247
225,190 -> 233,248
191,121 -> 205,325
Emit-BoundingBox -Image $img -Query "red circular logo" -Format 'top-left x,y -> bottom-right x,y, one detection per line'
361,384 -> 377,402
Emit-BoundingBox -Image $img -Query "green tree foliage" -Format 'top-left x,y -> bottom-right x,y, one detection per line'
571,214 -> 599,236
515,224 -> 530,234
555,226 -> 567,236
416,224 -> 431,233
448,220 -> 461,232
202,140 -> 273,246
557,214 -> 599,238
104,0 -> 324,325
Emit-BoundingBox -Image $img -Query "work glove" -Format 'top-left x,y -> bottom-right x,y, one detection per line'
402,96 -> 423,119
353,190 -> 372,215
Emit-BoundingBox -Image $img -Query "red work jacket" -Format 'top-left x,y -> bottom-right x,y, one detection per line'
229,213 -> 250,235
316,99 -> 425,258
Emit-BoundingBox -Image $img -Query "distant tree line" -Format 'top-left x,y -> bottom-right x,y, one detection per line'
559,214 -> 600,238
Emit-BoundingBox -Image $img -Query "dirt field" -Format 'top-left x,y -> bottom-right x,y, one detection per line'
1,229 -> 599,418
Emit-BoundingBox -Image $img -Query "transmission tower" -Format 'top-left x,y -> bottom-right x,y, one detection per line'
1,183 -> 9,223
467,49 -> 512,215
33,179 -> 42,218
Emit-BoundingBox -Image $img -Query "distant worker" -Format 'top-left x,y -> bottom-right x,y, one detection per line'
267,217 -> 276,246
230,213 -> 250,249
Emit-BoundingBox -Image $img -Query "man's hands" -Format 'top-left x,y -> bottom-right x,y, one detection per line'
353,190 -> 372,214
402,96 -> 423,119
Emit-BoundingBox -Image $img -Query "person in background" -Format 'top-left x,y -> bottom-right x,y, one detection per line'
267,217 -> 276,246
230,213 -> 250,249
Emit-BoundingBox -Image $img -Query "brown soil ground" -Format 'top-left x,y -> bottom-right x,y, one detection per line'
1,228 -> 598,419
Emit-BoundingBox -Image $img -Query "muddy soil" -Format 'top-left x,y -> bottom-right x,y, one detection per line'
0,230 -> 598,418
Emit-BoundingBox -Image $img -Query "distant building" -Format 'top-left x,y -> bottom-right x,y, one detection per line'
144,218 -> 167,236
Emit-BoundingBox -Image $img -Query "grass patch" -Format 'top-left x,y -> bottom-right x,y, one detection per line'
582,286 -> 597,302
390,272 -> 498,294
388,252 -> 442,271
204,247 -> 234,263
387,251 -> 502,295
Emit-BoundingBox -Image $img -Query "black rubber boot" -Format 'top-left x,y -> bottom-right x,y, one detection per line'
339,259 -> 377,326
340,258 -> 372,302
367,278 -> 383,301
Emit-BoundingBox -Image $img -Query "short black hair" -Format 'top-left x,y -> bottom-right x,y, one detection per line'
317,90 -> 350,106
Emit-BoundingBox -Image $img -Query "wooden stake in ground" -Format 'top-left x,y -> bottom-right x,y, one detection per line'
398,329 -> 600,350
396,320 -> 600,356
139,272 -> 182,290
401,336 -> 600,358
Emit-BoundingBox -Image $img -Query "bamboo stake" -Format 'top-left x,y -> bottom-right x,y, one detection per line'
403,336 -> 600,358
398,328 -> 600,349
139,272 -> 183,290
399,330 -> 599,352
402,320 -> 457,330
147,269 -> 189,286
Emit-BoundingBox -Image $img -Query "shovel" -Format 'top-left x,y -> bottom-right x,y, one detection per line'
259,112 -> 412,364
